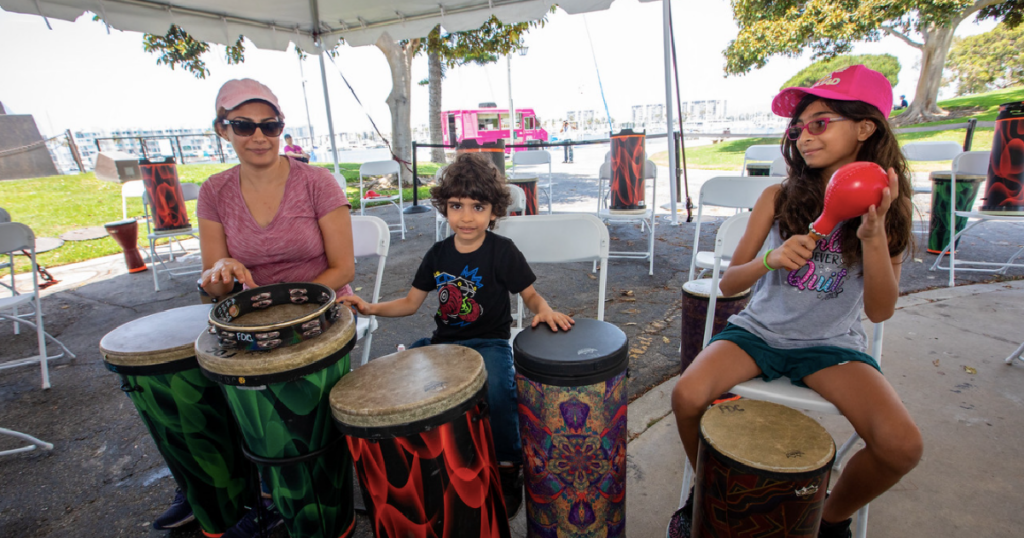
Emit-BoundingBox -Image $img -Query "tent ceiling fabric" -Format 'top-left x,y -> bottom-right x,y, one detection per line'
0,0 -> 654,50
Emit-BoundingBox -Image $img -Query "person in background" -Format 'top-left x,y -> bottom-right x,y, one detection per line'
282,134 -> 310,163
894,94 -> 909,111
561,120 -> 574,163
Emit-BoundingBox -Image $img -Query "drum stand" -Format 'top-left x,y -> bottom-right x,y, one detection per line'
1005,340 -> 1024,365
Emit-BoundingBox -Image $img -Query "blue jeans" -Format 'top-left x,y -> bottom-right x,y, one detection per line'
409,337 -> 521,464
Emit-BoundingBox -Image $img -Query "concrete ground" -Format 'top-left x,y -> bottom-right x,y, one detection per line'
2,146 -> 1024,537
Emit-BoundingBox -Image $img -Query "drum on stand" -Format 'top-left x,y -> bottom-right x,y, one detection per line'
609,129 -> 646,214
104,218 -> 147,273
513,319 -> 629,537
692,399 -> 835,538
99,305 -> 255,536
981,101 -> 1024,215
927,171 -> 986,254
681,279 -> 750,371
196,305 -> 357,538
330,345 -> 511,538
140,156 -> 192,231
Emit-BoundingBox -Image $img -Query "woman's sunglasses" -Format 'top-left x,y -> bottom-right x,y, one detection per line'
220,119 -> 285,137
786,117 -> 848,140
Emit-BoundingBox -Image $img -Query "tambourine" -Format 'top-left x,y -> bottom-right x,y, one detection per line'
207,282 -> 340,351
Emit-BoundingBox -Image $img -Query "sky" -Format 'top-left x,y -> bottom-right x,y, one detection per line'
0,1 -> 999,137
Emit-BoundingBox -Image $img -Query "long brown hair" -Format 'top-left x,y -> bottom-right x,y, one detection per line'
775,94 -> 913,267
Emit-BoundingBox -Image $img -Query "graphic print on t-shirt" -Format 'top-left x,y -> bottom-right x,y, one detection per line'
434,266 -> 484,326
785,229 -> 849,300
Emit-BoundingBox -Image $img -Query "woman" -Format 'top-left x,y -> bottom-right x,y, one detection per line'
198,78 -> 354,300
184,78 -> 354,536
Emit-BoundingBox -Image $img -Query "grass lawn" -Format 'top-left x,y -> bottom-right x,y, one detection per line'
653,85 -> 1022,172
1,161 -> 440,272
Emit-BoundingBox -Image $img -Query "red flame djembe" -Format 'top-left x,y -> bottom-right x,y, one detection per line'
609,129 -> 646,214
140,157 -> 192,232
331,345 -> 510,538
981,101 -> 1024,215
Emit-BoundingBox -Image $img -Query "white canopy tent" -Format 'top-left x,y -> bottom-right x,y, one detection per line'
2,0 -> 681,221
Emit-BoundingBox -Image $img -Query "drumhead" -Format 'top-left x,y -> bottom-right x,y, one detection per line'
330,345 -> 486,435
507,176 -> 538,184
700,399 -> 835,474
100,305 -> 212,374
195,307 -> 355,386
929,171 -> 987,181
683,279 -> 750,300
513,318 -> 628,386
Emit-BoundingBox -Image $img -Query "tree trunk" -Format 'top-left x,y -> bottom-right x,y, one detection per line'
375,33 -> 417,187
428,50 -> 446,164
894,22 -> 958,125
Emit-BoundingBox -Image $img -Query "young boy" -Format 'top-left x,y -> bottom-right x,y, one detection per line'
339,153 -> 574,517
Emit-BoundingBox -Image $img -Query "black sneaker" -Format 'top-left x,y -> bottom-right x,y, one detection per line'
666,487 -> 694,538
223,499 -> 285,538
152,488 -> 195,530
498,463 -> 524,519
818,517 -> 853,538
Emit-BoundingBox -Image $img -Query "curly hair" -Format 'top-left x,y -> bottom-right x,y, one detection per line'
776,94 -> 914,268
430,153 -> 512,229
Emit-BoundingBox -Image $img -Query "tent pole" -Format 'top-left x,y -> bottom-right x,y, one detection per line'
662,0 -> 679,225
318,47 -> 341,175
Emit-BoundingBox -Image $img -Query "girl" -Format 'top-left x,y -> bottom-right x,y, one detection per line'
667,65 -> 923,538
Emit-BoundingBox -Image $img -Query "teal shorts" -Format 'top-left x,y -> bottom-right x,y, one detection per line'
709,323 -> 882,388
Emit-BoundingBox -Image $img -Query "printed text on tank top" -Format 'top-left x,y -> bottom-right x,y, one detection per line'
784,229 -> 848,300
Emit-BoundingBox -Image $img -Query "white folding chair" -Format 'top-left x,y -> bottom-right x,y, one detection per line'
769,156 -> 788,177
698,212 -> 765,347
121,180 -> 145,220
507,184 -> 527,215
0,222 -> 76,389
597,160 -> 659,275
433,166 -> 450,242
688,176 -> 783,281
359,160 -> 406,240
493,214 -> 609,341
676,320 -> 885,538
143,182 -> 202,291
902,141 -> 962,196
350,216 -> 390,368
741,145 -> 782,176
510,150 -> 554,214
929,151 -> 1024,287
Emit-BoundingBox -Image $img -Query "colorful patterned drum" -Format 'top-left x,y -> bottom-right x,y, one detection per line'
330,345 -> 510,538
981,102 -> 1024,215
508,176 -> 540,216
140,156 -> 192,231
196,307 -> 357,538
99,305 -> 255,536
693,400 -> 835,538
681,279 -> 750,371
927,172 -> 986,254
513,319 -> 629,537
610,129 -> 646,214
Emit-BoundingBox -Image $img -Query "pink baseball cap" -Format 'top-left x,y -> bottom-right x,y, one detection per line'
215,78 -> 284,119
772,65 -> 893,119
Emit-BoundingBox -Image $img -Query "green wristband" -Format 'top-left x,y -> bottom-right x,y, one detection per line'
763,249 -> 776,271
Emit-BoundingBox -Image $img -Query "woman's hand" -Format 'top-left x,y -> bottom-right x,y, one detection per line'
201,258 -> 255,290
767,234 -> 817,271
857,167 -> 897,244
337,295 -> 374,316
530,311 -> 575,332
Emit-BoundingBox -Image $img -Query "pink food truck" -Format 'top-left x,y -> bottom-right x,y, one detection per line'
441,104 -> 548,153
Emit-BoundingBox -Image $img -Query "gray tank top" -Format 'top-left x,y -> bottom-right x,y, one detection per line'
728,221 -> 866,352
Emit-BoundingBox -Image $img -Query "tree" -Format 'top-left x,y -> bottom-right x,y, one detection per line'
782,54 -> 900,89
946,23 -> 1024,95
142,24 -> 245,79
725,0 -> 1018,124
421,16 -> 544,164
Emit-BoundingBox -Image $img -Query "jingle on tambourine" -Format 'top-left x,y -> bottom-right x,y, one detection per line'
809,161 -> 889,239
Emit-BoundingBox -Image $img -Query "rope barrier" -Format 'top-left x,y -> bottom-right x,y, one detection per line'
0,133 -> 64,158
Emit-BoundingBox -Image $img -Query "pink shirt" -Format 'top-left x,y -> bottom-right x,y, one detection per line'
197,160 -> 353,296
284,144 -> 303,154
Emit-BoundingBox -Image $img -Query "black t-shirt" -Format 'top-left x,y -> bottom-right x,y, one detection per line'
412,232 -> 536,343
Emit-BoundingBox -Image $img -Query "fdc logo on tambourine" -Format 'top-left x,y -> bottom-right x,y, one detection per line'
207,282 -> 341,351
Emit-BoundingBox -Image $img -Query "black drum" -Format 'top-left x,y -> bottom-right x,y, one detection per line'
513,319 -> 629,537
458,139 -> 506,178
